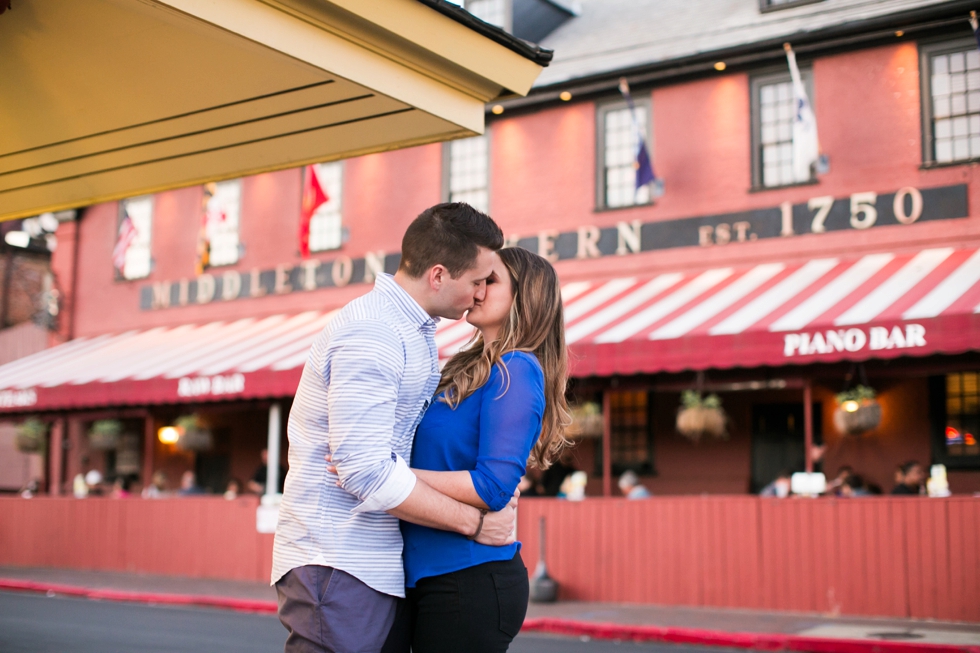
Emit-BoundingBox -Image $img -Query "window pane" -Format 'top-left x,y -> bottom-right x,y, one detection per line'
309,162 -> 344,253
447,135 -> 489,213
121,196 -> 153,280
464,0 -> 507,28
205,180 -> 241,267
603,105 -> 651,208
930,47 -> 980,163
608,390 -> 652,473
757,79 -> 801,187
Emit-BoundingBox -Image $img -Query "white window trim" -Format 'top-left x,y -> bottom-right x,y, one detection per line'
595,97 -> 654,210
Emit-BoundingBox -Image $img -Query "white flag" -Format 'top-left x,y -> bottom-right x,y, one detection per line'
785,44 -> 820,183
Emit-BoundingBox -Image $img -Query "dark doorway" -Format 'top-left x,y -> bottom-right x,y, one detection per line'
750,403 -> 822,493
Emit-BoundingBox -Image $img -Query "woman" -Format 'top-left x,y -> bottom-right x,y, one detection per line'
402,246 -> 570,652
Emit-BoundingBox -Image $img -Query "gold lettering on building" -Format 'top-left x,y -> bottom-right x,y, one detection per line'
221,271 -> 242,301
151,283 -> 171,309
331,256 -> 353,287
177,279 -> 189,306
301,260 -> 320,292
538,230 -> 559,263
576,226 -> 601,259
249,268 -> 266,298
274,265 -> 291,295
196,274 -> 215,304
363,251 -> 386,283
615,220 -> 641,255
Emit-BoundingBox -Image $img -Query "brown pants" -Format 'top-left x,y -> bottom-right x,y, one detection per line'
276,565 -> 410,653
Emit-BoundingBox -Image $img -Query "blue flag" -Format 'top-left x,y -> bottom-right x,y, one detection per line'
618,78 -> 663,198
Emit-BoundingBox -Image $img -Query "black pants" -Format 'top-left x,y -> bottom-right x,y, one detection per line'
407,552 -> 529,653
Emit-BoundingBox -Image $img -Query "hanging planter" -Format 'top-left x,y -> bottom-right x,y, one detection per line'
174,414 -> 213,452
833,385 -> 881,435
566,401 -> 603,439
88,419 -> 123,450
676,390 -> 727,442
15,418 -> 47,454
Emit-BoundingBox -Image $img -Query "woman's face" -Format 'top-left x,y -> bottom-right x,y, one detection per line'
465,255 -> 513,338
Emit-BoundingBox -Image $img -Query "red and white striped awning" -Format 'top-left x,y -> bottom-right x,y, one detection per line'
437,246 -> 980,376
1,246 -> 978,413
0,311 -> 338,413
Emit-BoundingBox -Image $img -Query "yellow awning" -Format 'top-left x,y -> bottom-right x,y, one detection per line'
0,0 -> 549,221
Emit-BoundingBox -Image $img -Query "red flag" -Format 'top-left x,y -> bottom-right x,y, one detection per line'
113,211 -> 138,273
299,165 -> 329,259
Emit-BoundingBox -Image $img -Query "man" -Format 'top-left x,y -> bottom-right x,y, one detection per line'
617,470 -> 651,499
273,203 -> 515,653
248,448 -> 286,494
891,460 -> 925,495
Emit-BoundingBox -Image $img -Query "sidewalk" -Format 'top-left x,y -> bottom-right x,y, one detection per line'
1,566 -> 978,652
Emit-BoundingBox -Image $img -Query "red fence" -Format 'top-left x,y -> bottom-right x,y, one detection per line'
1,496 -> 977,621
516,496 -> 980,622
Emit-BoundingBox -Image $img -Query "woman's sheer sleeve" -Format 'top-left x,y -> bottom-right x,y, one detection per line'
469,352 -> 545,511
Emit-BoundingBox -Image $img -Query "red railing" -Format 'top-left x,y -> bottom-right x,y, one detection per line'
1,496 -> 977,621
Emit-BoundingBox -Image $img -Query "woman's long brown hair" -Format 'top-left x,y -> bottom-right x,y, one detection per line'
438,247 -> 571,469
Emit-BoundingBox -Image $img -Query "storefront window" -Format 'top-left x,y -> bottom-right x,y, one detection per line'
945,372 -> 980,457
607,389 -> 654,475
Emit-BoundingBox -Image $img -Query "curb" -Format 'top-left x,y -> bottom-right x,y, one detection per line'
2,579 -> 977,653
521,618 -> 980,653
0,579 -> 278,615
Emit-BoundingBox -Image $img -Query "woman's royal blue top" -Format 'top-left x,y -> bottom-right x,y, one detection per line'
402,351 -> 545,588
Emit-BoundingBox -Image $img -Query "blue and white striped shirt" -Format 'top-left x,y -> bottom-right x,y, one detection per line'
272,274 -> 440,597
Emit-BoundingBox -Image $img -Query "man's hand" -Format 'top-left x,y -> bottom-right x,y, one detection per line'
475,492 -> 518,546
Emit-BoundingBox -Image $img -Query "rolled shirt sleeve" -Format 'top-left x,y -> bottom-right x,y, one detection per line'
324,320 -> 418,513
469,352 -> 546,511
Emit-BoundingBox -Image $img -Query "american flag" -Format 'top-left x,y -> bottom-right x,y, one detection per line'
112,210 -> 138,274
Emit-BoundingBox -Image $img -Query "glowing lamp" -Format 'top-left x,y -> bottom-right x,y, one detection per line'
895,30 -> 904,37
841,400 -> 860,413
491,105 -> 504,115
158,426 -> 181,444
714,61 -> 726,71
559,91 -> 572,101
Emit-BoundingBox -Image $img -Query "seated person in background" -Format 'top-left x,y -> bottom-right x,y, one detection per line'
618,470 -> 651,499
141,471 -> 168,498
110,476 -> 132,498
224,478 -> 242,500
825,465 -> 854,495
760,470 -> 792,498
247,448 -> 286,494
891,461 -> 925,495
840,473 -> 870,497
177,470 -> 206,496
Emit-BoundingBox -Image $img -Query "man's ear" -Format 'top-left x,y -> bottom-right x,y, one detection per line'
428,265 -> 448,291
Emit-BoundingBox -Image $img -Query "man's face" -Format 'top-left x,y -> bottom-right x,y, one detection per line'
906,464 -> 925,486
431,247 -> 497,320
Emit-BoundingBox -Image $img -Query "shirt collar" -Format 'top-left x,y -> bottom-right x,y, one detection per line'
374,273 -> 439,331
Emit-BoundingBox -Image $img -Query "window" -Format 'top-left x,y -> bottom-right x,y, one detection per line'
751,68 -> 815,188
603,390 -> 655,476
922,39 -> 980,165
309,162 -> 344,253
204,179 -> 241,267
118,196 -> 153,280
462,0 -> 510,30
930,373 -> 980,469
444,134 -> 489,213
759,0 -> 824,12
597,100 -> 652,209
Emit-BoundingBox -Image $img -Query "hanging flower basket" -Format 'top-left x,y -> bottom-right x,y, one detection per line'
175,415 -> 213,452
566,401 -> 603,439
15,417 -> 47,454
833,385 -> 881,435
676,391 -> 727,442
88,419 -> 123,450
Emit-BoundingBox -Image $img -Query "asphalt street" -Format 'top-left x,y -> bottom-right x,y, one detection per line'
0,591 -> 741,653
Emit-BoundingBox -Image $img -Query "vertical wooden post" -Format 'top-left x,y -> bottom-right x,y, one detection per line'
48,418 -> 64,495
602,390 -> 612,497
142,415 -> 155,487
804,380 -> 813,474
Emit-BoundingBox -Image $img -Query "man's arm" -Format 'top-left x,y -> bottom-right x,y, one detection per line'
387,479 -> 516,546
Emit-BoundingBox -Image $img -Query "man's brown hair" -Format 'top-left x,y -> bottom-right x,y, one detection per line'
398,203 -> 503,278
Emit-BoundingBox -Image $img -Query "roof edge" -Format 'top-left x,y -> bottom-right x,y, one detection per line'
416,0 -> 554,66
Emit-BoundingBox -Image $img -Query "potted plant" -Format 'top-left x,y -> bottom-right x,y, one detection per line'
175,414 -> 213,451
676,390 -> 727,442
88,419 -> 123,450
833,385 -> 881,435
566,401 -> 603,439
15,417 -> 47,454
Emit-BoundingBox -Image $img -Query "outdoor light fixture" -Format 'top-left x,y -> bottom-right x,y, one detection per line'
4,231 -> 30,248
491,104 -> 504,115
158,426 -> 181,444
559,91 -> 572,101
841,400 -> 860,413
714,61 -> 726,71
895,30 -> 904,37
